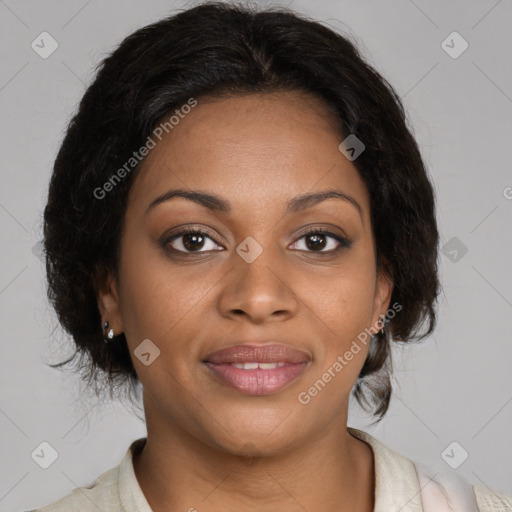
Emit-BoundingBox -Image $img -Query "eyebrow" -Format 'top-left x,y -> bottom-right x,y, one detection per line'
146,188 -> 363,220
286,190 -> 363,220
146,189 -> 230,213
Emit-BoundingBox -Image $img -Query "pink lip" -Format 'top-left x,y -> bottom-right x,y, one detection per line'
203,343 -> 311,396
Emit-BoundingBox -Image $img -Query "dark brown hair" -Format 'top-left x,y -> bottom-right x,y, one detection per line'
44,1 -> 441,421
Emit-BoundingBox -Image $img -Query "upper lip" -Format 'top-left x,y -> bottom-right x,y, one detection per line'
204,343 -> 311,364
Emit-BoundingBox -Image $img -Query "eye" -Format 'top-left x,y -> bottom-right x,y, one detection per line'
164,228 -> 224,253
289,229 -> 352,253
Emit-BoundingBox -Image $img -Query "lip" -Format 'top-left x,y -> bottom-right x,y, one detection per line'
203,343 -> 311,396
204,343 -> 311,364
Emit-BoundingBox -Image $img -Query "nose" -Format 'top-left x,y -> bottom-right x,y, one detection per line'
217,247 -> 299,325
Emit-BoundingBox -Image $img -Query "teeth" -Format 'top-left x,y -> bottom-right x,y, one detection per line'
231,362 -> 287,370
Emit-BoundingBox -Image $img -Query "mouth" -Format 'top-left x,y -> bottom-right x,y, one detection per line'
202,343 -> 311,396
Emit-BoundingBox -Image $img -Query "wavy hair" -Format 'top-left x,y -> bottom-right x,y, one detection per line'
44,1 -> 441,420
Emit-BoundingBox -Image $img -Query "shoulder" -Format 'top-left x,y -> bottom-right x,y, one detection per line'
29,465 -> 121,511
473,484 -> 512,512
29,438 -> 148,512
348,427 -> 512,512
348,426 -> 424,510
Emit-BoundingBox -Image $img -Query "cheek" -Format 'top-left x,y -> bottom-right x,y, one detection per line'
296,272 -> 375,413
295,251 -> 377,391
116,235 -> 223,352
116,234 -> 184,344
303,256 -> 377,337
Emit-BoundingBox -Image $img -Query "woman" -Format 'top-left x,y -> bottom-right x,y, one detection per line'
33,2 -> 511,511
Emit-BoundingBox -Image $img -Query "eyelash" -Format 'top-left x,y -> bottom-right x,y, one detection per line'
162,227 -> 223,254
162,226 -> 352,255
294,227 -> 352,253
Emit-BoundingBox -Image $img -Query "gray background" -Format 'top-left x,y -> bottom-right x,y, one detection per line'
0,0 -> 511,510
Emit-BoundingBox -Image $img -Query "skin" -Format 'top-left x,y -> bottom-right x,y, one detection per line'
98,90 -> 393,512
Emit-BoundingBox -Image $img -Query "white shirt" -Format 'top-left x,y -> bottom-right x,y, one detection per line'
30,427 -> 512,511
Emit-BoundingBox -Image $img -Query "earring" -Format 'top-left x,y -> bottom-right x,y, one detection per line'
103,320 -> 115,343
378,314 -> 386,335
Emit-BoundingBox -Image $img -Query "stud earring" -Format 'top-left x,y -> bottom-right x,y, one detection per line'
103,321 -> 115,343
378,315 -> 387,336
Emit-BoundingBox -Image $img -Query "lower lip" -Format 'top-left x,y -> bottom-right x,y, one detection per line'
203,362 -> 309,396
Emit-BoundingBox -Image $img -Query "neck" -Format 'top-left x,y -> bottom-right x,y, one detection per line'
133,409 -> 375,512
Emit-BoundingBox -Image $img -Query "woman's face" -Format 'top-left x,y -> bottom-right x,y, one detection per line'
100,91 -> 393,455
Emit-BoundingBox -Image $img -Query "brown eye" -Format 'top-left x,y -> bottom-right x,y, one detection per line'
165,230 -> 224,253
182,233 -> 206,251
305,233 -> 327,251
290,229 -> 350,253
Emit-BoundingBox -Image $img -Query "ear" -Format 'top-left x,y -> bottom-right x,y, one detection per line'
96,273 -> 124,336
370,263 -> 394,334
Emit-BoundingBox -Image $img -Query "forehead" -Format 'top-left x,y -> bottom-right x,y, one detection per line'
129,91 -> 370,217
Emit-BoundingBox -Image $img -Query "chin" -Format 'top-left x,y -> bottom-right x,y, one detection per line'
193,403 -> 311,458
